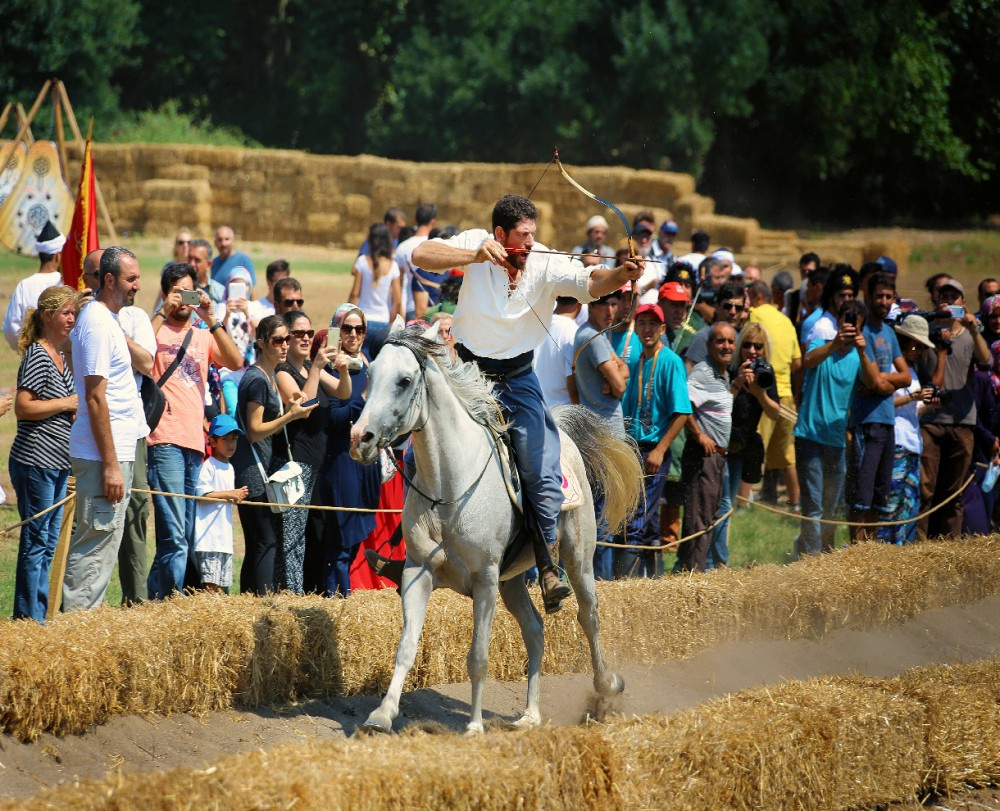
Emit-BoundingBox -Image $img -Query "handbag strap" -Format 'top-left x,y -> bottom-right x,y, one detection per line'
274,380 -> 296,465
236,367 -> 295,481
156,326 -> 195,387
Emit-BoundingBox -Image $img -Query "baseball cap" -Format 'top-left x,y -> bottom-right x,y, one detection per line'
659,220 -> 679,235
633,222 -> 653,236
209,413 -> 243,437
658,281 -> 691,303
939,277 -> 964,296
634,303 -> 665,323
586,215 -> 609,232
875,256 -> 898,276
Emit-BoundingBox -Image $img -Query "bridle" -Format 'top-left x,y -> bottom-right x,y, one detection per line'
376,336 -> 503,509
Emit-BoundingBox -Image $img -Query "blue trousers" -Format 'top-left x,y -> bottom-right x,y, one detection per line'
494,370 -> 564,551
10,459 -> 68,622
614,448 -> 667,579
707,455 -> 740,569
795,437 -> 845,556
147,443 -> 202,599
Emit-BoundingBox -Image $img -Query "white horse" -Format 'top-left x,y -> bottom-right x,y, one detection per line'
351,325 -> 643,733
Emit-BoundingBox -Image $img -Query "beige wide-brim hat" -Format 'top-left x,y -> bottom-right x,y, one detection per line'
893,314 -> 935,348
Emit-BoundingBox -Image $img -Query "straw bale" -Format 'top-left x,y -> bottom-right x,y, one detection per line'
141,178 -> 210,205
890,660 -> 1000,794
344,193 -> 371,220
603,677 -> 924,809
693,214 -> 760,252
157,164 -> 210,182
8,725 -> 619,811
621,169 -> 695,206
863,238 -> 910,275
674,193 -> 715,222
143,201 -> 212,237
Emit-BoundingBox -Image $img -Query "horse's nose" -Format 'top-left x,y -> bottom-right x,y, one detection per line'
361,431 -> 375,445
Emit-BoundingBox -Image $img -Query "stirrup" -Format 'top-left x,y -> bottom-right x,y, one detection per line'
364,549 -> 404,586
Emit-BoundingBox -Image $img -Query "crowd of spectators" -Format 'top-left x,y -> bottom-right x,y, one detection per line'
5,206 -> 997,622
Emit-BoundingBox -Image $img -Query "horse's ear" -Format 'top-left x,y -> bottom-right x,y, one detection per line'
389,314 -> 406,335
422,321 -> 440,342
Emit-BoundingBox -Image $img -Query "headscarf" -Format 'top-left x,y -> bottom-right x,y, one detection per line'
331,303 -> 367,330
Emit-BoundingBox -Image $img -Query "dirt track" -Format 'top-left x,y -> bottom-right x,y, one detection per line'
2,594 -> 999,803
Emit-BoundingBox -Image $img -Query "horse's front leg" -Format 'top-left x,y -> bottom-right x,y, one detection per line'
499,575 -> 544,728
467,570 -> 500,734
361,563 -> 433,734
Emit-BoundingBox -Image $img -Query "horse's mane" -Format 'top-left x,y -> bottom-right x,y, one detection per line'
387,327 -> 507,435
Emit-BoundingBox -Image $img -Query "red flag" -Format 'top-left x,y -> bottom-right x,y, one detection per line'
62,123 -> 99,291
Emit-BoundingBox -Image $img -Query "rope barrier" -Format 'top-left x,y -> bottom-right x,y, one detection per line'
736,468 -> 978,528
133,488 -> 403,514
594,507 -> 735,553
0,492 -> 75,536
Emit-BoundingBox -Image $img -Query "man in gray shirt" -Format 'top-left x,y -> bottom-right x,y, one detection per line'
916,278 -> 990,538
573,290 -> 628,435
676,321 -> 734,572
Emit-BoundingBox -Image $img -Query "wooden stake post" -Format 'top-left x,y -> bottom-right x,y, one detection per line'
46,479 -> 75,621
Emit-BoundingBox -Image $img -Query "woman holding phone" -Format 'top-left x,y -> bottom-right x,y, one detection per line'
231,315 -> 317,595
349,222 -> 401,360
315,304 -> 381,596
274,310 -> 351,592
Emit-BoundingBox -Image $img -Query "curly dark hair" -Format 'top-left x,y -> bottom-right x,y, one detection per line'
491,195 -> 538,233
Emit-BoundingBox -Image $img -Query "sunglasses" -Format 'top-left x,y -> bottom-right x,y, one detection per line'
341,324 -> 367,335
744,342 -> 764,350
290,329 -> 315,339
720,302 -> 746,313
270,335 -> 292,346
283,298 -> 305,308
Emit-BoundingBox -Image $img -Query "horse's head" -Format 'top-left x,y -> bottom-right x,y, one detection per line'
350,323 -> 443,465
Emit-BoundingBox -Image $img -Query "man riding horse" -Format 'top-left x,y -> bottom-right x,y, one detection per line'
410,194 -> 641,612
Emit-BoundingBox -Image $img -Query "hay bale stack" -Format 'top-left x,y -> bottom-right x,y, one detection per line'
863,238 -> 909,275
3,539 -> 1000,741
693,213 -> 760,252
142,178 -> 212,236
7,726 -> 618,811
15,660 -> 1000,810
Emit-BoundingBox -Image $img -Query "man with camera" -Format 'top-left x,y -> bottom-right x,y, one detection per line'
146,263 -> 244,599
915,278 -> 990,538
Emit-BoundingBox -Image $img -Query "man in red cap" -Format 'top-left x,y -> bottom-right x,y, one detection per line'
658,280 -> 694,353
617,303 -> 690,577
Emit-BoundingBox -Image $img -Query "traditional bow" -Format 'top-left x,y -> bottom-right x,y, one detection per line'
547,149 -> 640,371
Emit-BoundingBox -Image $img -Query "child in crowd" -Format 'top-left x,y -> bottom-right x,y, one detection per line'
195,414 -> 249,593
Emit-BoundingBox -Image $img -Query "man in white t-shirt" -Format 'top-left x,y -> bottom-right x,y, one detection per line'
63,246 -> 149,611
411,194 -> 641,611
533,296 -> 581,407
3,220 -> 64,350
397,202 -> 437,319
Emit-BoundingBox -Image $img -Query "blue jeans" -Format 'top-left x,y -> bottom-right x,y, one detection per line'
495,370 -> 564,552
614,447 -> 667,578
10,459 -> 68,622
795,437 -> 845,556
707,456 -> 740,569
592,491 -> 614,581
147,443 -> 202,598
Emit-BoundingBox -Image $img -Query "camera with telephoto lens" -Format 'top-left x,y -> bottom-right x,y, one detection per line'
749,358 -> 775,389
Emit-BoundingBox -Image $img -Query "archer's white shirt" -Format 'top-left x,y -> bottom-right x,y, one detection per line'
445,229 -> 593,359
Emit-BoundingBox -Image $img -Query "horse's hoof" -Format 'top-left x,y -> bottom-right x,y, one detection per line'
360,712 -> 392,735
513,711 -> 541,729
465,721 -> 485,735
598,673 -> 625,696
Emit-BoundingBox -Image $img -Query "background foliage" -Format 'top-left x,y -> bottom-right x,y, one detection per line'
0,0 -> 996,225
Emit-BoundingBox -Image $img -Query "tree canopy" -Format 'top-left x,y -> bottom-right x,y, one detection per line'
1,0 -> 995,223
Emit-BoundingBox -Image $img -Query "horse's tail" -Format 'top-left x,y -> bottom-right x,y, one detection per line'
554,405 -> 643,535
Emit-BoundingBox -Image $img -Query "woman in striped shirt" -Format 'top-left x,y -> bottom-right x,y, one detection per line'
10,285 -> 79,622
